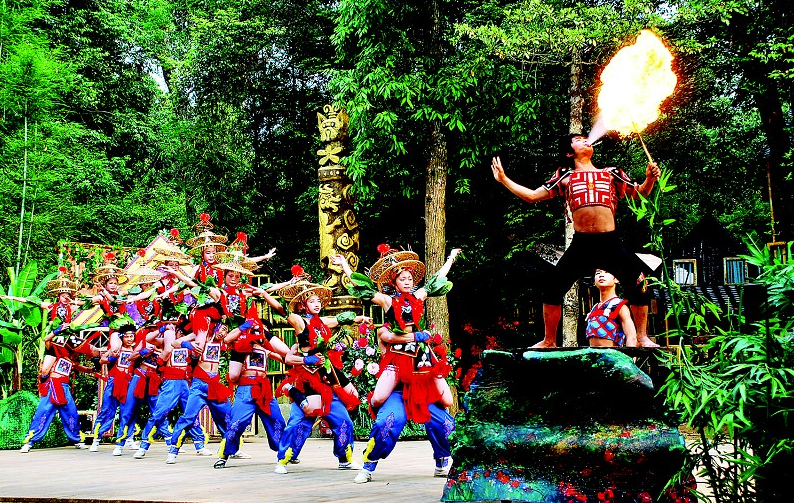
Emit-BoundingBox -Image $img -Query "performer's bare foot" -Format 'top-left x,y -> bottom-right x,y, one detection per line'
637,334 -> 659,347
530,340 -> 556,348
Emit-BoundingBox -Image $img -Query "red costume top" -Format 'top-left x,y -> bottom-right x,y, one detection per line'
194,261 -> 220,284
156,276 -> 184,303
543,167 -> 639,214
99,296 -> 127,317
49,302 -> 72,324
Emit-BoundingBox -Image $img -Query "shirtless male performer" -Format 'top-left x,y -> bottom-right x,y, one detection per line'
492,133 -> 660,348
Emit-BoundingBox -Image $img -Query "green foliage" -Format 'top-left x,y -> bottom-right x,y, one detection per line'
0,261 -> 56,398
630,171 -> 794,502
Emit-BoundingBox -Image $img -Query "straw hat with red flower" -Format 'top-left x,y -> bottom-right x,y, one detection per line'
92,252 -> 129,286
367,244 -> 425,291
46,266 -> 80,296
277,265 -> 333,312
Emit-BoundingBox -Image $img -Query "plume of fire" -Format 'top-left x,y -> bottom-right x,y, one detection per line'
595,30 -> 677,160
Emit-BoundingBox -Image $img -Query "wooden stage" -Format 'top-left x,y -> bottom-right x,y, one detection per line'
0,438 -> 447,503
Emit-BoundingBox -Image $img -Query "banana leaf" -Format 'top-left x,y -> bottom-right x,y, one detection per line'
0,327 -> 23,345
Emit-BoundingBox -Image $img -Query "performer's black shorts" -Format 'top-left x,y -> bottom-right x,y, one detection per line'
542,231 -> 651,306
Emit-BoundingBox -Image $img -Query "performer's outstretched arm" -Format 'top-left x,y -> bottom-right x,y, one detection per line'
492,156 -> 553,203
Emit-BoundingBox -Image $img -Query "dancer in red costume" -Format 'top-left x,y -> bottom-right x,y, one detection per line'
332,246 -> 460,418
492,133 -> 660,347
273,267 -> 370,474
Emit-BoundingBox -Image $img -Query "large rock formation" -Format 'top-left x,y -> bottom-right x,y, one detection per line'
442,348 -> 686,502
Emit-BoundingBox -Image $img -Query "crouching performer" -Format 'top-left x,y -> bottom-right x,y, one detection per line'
332,246 -> 460,483
273,268 -> 370,474
21,326 -> 102,452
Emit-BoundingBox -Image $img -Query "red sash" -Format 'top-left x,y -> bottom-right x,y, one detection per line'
239,374 -> 273,414
133,367 -> 161,399
193,366 -> 230,402
161,366 -> 188,380
41,375 -> 70,405
112,370 -> 132,403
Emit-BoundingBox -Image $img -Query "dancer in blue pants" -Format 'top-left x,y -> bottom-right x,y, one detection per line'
356,388 -> 454,482
21,339 -> 101,452
215,316 -> 291,468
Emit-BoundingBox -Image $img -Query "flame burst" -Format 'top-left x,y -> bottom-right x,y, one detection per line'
597,30 -> 677,136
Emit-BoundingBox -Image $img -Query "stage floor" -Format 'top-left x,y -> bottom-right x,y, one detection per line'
0,438 -> 446,503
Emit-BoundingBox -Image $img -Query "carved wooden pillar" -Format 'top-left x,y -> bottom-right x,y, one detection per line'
317,105 -> 362,314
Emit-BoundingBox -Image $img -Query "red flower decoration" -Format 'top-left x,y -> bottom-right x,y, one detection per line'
638,493 -> 653,503
454,348 -> 462,358
455,368 -> 462,378
495,471 -> 510,484
236,231 -> 247,242
376,243 -> 390,256
351,367 -> 362,377
170,228 -> 180,237
291,265 -> 304,277
358,323 -> 369,335
104,252 -> 115,261
199,213 -> 211,223
138,249 -> 147,257
510,480 -> 520,488
58,266 -> 68,273
357,337 -> 369,348
432,333 -> 442,345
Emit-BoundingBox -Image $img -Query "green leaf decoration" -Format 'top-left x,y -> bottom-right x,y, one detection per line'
109,314 -> 136,330
335,311 -> 356,324
424,274 -> 452,297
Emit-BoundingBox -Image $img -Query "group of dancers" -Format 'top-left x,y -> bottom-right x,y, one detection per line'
17,213 -> 462,484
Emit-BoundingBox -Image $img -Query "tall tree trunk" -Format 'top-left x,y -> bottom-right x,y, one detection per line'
562,58 -> 584,347
424,0 -> 457,412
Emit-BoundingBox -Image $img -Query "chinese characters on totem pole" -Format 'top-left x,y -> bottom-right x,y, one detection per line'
317,105 -> 362,314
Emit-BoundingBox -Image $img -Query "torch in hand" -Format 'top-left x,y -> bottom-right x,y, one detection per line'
591,30 -> 677,164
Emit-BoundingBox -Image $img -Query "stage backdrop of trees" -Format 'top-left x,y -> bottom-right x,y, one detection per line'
1,0 -> 792,385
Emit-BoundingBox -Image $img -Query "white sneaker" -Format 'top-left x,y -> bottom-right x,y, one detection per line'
124,438 -> 140,450
274,463 -> 288,474
434,457 -> 451,477
338,461 -> 361,470
166,453 -> 178,464
75,442 -> 88,450
195,447 -> 214,456
20,443 -> 32,453
133,448 -> 146,459
229,450 -> 251,459
354,468 -> 372,484
112,445 -> 123,456
89,439 -> 100,452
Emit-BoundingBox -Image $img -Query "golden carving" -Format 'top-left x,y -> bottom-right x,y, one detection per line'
319,184 -> 342,213
342,210 -> 358,231
317,104 -> 360,313
317,105 -> 349,142
317,143 -> 343,166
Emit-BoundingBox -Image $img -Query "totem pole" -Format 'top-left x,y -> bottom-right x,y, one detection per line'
316,104 -> 362,315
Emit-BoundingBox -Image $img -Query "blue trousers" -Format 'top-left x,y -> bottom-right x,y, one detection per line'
362,390 -> 454,471
167,376 -> 230,455
277,395 -> 354,463
220,385 -> 285,458
92,377 -> 119,439
140,378 -> 205,451
115,374 -> 170,445
24,382 -> 82,444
